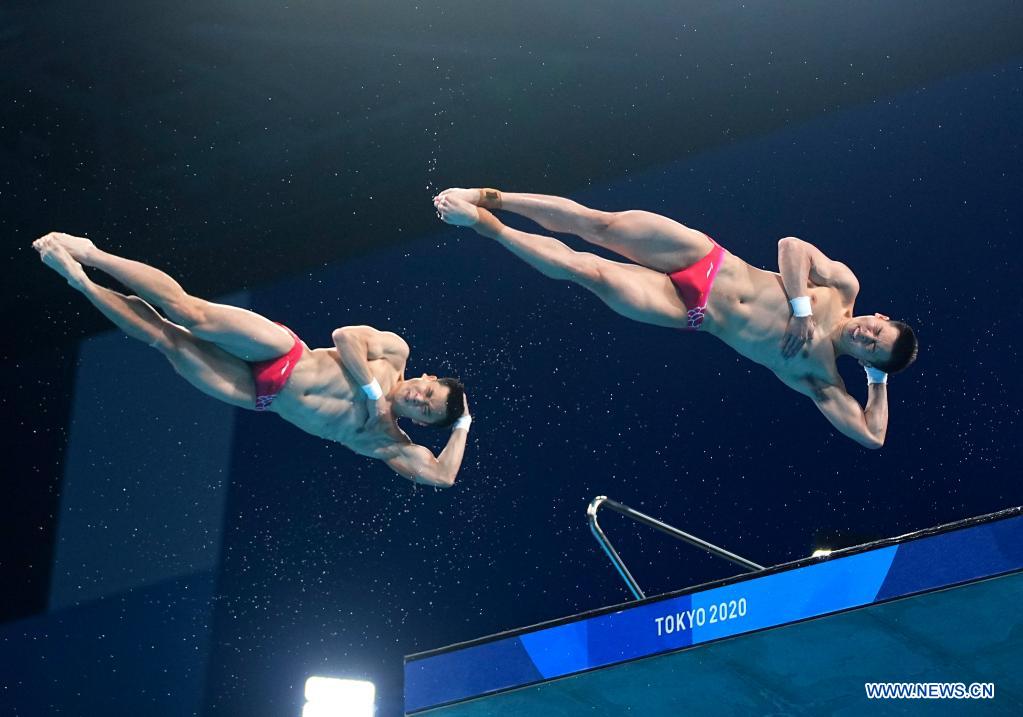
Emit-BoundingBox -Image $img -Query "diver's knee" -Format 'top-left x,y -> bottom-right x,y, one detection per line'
588,210 -> 622,241
150,326 -> 180,354
605,209 -> 656,235
572,253 -> 610,287
163,296 -> 208,329
148,319 -> 192,355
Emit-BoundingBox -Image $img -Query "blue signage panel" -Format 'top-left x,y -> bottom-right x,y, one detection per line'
405,513 -> 1023,714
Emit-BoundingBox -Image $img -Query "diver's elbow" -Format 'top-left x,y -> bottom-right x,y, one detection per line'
424,469 -> 455,489
777,236 -> 802,252
331,327 -> 352,346
862,435 -> 884,450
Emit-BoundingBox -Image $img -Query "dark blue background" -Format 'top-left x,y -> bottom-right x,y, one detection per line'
2,5 -> 1021,715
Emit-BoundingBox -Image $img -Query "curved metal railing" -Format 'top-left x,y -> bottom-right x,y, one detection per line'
587,496 -> 765,600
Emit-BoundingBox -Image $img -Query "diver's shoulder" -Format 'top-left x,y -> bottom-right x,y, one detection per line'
813,283 -> 856,316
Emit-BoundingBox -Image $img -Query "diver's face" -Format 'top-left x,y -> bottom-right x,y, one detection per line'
396,375 -> 450,425
845,313 -> 898,366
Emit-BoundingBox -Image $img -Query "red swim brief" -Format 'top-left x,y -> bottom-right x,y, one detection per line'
251,324 -> 304,411
667,237 -> 725,331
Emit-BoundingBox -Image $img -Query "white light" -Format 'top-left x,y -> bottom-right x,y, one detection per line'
811,548 -> 833,558
303,676 -> 375,717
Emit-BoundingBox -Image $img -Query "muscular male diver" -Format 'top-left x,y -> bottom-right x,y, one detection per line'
34,232 -> 470,486
434,188 -> 917,449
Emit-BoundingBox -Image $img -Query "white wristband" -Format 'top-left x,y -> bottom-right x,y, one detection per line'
864,366 -> 888,385
453,414 -> 472,432
789,296 -> 812,317
361,378 -> 383,400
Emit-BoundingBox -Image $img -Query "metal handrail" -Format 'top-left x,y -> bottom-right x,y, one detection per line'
587,496 -> 765,600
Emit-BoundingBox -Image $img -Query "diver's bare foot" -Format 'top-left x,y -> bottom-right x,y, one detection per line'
433,187 -> 503,208
433,187 -> 480,206
42,232 -> 97,264
434,194 -> 479,227
34,235 -> 89,288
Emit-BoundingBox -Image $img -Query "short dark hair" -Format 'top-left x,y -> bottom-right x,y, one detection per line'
431,377 -> 466,428
874,320 -> 918,374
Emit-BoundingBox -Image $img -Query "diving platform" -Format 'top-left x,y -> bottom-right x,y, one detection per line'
405,506 -> 1023,715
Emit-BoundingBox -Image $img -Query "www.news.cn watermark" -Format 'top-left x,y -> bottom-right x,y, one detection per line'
865,683 -> 995,700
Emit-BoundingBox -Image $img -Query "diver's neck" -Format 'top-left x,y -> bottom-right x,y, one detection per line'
830,320 -> 851,358
385,376 -> 405,398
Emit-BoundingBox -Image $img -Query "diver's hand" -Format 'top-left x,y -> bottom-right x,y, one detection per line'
860,361 -> 888,385
781,315 -> 815,359
363,397 -> 394,431
38,231 -> 97,263
434,194 -> 479,227
451,393 -> 472,432
433,188 -> 480,205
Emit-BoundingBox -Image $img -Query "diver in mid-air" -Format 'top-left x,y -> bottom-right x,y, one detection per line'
434,188 -> 917,448
33,232 -> 471,486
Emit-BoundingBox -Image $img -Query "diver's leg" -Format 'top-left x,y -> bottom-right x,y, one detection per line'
437,206 -> 686,327
435,188 -> 714,272
33,236 -> 255,408
41,232 -> 292,361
